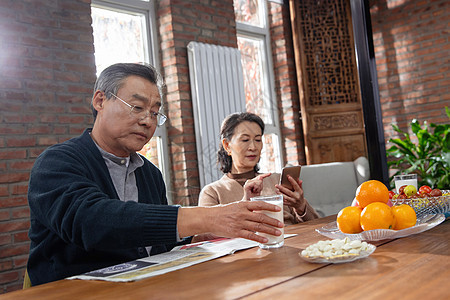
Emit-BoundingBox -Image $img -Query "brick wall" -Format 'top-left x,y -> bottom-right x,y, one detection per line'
370,0 -> 450,141
0,0 -> 96,293
268,1 -> 307,166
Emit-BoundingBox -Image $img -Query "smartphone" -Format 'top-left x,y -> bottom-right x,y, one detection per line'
279,165 -> 302,190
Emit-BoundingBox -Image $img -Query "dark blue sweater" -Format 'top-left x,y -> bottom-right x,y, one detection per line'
27,129 -> 189,285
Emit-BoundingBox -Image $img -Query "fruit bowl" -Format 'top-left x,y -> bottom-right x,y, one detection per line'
316,213 -> 445,241
391,190 -> 449,217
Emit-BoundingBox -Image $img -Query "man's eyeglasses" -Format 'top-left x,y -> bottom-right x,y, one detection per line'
109,93 -> 167,126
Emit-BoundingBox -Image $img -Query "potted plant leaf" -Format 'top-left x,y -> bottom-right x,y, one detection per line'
386,106 -> 449,190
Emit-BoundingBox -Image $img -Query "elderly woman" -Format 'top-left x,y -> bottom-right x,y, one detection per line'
198,112 -> 319,225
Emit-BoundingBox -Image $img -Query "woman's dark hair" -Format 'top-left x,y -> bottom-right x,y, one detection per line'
218,112 -> 265,173
91,63 -> 165,120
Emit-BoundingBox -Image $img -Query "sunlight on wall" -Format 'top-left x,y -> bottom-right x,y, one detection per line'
387,0 -> 409,9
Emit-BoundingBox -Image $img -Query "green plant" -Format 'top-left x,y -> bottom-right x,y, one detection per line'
386,106 -> 450,190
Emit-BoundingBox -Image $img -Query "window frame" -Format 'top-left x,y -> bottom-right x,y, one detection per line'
235,0 -> 284,172
91,0 -> 173,203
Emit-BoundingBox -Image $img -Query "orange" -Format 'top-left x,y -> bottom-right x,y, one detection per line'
337,206 -> 363,234
360,202 -> 394,231
391,204 -> 417,230
355,180 -> 389,208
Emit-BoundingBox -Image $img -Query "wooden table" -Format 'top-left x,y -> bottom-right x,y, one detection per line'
1,215 -> 449,299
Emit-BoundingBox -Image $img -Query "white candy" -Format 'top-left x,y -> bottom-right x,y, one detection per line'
342,243 -> 352,251
302,238 -> 370,258
348,249 -> 359,254
349,240 -> 362,248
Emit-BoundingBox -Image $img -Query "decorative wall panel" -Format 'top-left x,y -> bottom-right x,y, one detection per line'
290,0 -> 366,164
296,0 -> 359,107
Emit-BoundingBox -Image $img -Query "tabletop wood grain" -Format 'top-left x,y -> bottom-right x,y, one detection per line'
1,215 -> 448,300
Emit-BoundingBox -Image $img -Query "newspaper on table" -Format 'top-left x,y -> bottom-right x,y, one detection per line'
68,234 -> 297,282
67,237 -> 259,282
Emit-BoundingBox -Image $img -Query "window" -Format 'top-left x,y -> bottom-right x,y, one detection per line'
91,0 -> 173,203
91,6 -> 149,76
234,0 -> 283,173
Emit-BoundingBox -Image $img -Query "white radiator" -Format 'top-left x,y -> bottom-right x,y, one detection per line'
187,42 -> 246,188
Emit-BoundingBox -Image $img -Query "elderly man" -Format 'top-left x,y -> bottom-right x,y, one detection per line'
26,63 -> 282,286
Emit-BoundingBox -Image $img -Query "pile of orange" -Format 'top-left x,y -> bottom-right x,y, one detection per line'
337,180 -> 417,234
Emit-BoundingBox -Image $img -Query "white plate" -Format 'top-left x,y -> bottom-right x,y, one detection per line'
300,244 -> 376,264
316,213 -> 445,241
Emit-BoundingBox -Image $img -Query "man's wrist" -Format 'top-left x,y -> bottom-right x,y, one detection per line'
177,206 -> 209,238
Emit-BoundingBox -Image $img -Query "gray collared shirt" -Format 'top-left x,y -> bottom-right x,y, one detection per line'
96,146 -> 143,203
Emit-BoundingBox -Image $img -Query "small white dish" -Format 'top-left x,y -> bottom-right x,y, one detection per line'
300,243 -> 376,264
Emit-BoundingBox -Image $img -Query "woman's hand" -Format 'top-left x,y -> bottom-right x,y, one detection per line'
275,175 -> 307,214
242,173 -> 271,200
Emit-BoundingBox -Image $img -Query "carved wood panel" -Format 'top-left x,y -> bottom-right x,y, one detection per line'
312,134 -> 366,163
311,111 -> 363,133
289,0 -> 367,164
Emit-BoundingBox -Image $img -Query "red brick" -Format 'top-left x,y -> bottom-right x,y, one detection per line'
0,173 -> 29,184
68,127 -> 86,135
69,105 -> 92,115
39,114 -> 58,123
0,261 -> 13,272
11,207 -> 30,219
11,184 -> 28,196
37,136 -> 59,146
13,232 -> 29,243
5,281 -> 23,293
27,126 -> 52,135
0,235 -> 12,246
5,137 -> 35,148
0,197 -> 28,208
53,126 -> 68,135
13,256 -> 28,268
0,187 -> 8,197
0,78 -> 22,89
9,161 -> 34,171
0,210 -> 10,221
0,220 -> 30,234
0,125 -> 26,135
58,115 -> 85,124
0,271 -> 19,285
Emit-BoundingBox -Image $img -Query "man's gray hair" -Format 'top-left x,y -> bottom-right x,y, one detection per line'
91,63 -> 165,119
